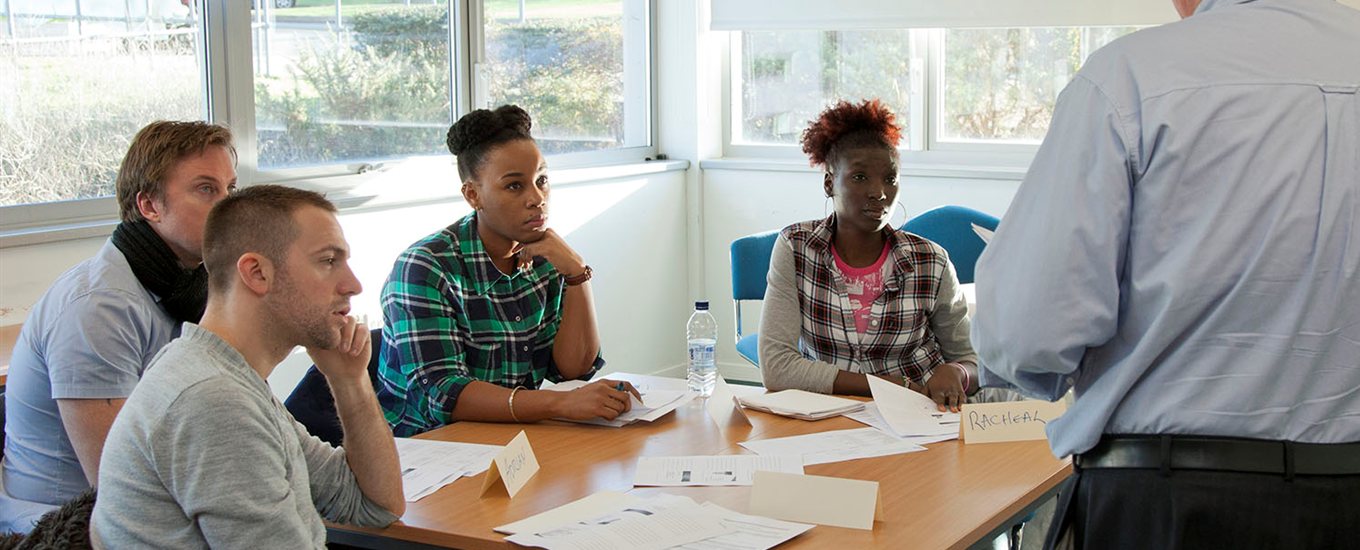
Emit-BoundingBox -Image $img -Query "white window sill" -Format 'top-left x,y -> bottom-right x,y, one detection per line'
700,157 -> 1028,181
0,158 -> 690,249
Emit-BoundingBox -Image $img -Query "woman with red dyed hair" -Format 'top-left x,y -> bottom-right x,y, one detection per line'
758,99 -> 978,411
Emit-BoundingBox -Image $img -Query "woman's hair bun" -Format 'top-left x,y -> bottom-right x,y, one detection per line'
446,105 -> 533,156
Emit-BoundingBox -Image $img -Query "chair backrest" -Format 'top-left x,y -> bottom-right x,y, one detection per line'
730,230 -> 780,302
730,230 -> 780,340
901,205 -> 1000,284
284,327 -> 384,447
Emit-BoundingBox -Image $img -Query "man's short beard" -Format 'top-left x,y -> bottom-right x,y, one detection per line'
268,268 -> 339,350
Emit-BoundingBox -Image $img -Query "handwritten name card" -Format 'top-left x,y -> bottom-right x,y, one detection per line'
960,400 -> 1067,444
480,430 -> 541,498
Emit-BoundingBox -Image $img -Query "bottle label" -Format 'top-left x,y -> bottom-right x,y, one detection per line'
688,342 -> 714,363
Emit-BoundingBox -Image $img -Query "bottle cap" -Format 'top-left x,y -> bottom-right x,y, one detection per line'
695,300 -> 709,310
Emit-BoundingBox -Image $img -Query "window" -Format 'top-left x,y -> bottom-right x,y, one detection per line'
483,0 -> 650,155
1,0 -> 652,225
731,26 -> 1142,156
1,0 -> 207,206
936,27 -> 1139,144
736,30 -> 920,146
252,1 -> 454,170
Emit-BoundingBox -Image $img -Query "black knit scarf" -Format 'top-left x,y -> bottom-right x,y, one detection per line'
110,220 -> 208,324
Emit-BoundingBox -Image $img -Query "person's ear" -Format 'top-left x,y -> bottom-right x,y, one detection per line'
462,180 -> 481,210
136,191 -> 163,223
823,172 -> 834,198
237,253 -> 274,296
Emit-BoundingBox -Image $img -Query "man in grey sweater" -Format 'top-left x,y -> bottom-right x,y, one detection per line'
91,185 -> 405,548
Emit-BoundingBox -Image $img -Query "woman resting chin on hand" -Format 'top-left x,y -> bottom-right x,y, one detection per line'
375,104 -> 639,437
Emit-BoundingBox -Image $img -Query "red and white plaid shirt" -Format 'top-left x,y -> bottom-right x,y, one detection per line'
783,216 -> 952,385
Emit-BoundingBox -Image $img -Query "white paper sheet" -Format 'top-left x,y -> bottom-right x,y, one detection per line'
738,427 -> 928,466
971,223 -> 994,243
502,494 -> 812,550
541,380 -> 696,427
633,455 -> 804,486
495,491 -> 644,535
866,376 -> 961,438
395,438 -> 503,502
505,494 -> 731,550
675,503 -> 815,550
737,390 -> 864,420
843,402 -> 959,441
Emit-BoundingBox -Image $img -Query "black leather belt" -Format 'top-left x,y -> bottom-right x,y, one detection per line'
1074,435 -> 1360,478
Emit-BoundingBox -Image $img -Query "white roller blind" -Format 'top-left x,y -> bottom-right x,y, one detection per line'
711,0 -> 1180,30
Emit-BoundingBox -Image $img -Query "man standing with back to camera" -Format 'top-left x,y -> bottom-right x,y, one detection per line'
972,0 -> 1359,548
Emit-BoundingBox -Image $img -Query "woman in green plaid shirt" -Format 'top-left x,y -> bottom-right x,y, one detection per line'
377,105 -> 639,437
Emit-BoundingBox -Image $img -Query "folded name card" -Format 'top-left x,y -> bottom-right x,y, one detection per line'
480,430 -> 540,498
749,471 -> 880,530
705,375 -> 752,433
960,400 -> 1067,444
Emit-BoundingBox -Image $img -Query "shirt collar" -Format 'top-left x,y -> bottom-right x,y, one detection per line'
810,215 -> 916,285
1195,0 -> 1258,15
455,212 -> 546,296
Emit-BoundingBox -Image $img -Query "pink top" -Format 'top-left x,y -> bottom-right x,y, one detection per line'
831,240 -> 892,335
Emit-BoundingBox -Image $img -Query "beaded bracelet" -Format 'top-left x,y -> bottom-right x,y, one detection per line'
508,386 -> 525,423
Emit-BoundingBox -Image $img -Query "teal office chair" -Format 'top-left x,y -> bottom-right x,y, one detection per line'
729,230 -> 780,367
901,205 -> 1000,284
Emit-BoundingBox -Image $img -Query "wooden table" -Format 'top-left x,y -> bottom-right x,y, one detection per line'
328,373 -> 1071,550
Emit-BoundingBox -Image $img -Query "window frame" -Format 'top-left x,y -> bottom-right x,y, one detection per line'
0,0 -> 657,246
724,27 -> 1104,172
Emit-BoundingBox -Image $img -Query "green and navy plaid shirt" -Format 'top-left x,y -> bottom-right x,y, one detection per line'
377,213 -> 603,436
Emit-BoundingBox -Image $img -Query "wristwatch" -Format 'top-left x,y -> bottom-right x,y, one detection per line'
564,265 -> 593,286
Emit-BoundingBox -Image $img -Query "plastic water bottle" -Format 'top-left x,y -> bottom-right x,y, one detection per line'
686,301 -> 718,397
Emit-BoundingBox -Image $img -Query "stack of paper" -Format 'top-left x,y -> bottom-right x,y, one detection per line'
843,402 -> 959,441
737,390 -> 864,420
499,493 -> 814,550
632,455 -> 804,486
739,428 -> 928,466
395,438 -> 503,501
542,380 -> 696,427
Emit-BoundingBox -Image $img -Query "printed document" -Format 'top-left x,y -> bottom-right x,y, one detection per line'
505,494 -> 812,550
505,494 -> 730,550
395,438 -> 503,501
675,503 -> 814,550
865,375 -> 960,438
844,402 -> 959,441
739,428 -> 928,466
633,455 -> 804,486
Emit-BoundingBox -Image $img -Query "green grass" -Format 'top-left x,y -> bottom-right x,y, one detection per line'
271,0 -> 618,20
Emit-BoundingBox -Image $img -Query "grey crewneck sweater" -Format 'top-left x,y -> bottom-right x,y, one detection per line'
91,323 -> 398,549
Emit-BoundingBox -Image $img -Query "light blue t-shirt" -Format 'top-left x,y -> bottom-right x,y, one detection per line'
2,240 -> 179,505
973,0 -> 1360,457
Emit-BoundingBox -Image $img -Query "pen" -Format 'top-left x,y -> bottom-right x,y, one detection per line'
616,382 -> 625,392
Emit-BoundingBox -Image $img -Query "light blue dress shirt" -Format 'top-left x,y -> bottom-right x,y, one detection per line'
2,241 -> 178,508
972,0 -> 1360,458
